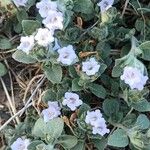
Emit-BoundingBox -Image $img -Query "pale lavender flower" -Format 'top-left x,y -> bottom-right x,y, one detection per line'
57,45 -> 78,65
82,58 -> 100,76
12,0 -> 28,7
11,138 -> 30,150
34,28 -> 54,47
85,110 -> 103,126
85,109 -> 109,136
42,11 -> 63,31
62,92 -> 83,111
120,66 -> 148,90
17,35 -> 34,54
42,101 -> 61,122
97,0 -> 114,13
36,0 -> 57,18
92,121 -> 110,136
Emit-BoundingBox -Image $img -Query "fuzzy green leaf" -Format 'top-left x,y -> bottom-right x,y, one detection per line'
108,129 -> 129,147
87,83 -> 106,99
0,63 -> 7,77
112,53 -> 146,77
58,135 -> 78,149
139,41 -> 150,61
0,38 -> 12,50
72,78 -> 82,91
28,141 -> 44,150
22,20 -> 41,35
73,0 -> 94,14
32,118 -> 64,139
71,141 -> 85,150
103,99 -> 120,116
135,114 -> 150,129
12,50 -> 37,64
44,64 -> 62,84
131,99 -> 150,112
42,89 -> 57,102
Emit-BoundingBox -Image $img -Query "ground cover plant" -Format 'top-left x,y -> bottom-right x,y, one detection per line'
0,0 -> 150,149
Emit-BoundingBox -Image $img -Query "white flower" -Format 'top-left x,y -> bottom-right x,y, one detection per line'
82,58 -> 100,76
35,28 -> 54,47
17,35 -> 34,54
120,66 -> 148,90
12,0 -> 28,7
11,138 -> 30,150
36,0 -> 57,18
97,0 -> 114,13
57,45 -> 78,65
92,121 -> 110,136
62,92 -> 83,111
85,110 -> 103,127
85,109 -> 109,136
42,101 -> 61,122
42,11 -> 63,31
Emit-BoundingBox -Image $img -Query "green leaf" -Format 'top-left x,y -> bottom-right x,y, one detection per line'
28,141 -> 44,150
135,114 -> 150,130
58,135 -> 78,149
71,140 -> 85,150
12,50 -> 37,64
72,78 -> 82,91
45,118 -> 64,139
63,10 -> 74,29
44,64 -> 62,84
57,0 -> 74,13
131,99 -> 150,112
0,62 -> 7,77
69,66 -> 78,78
92,138 -> 107,150
102,99 -> 120,116
87,83 -> 106,99
108,129 -> 129,147
32,118 -> 47,138
139,41 -> 150,61
89,26 -> 108,41
122,114 -> 137,127
22,20 -> 41,35
42,89 -> 57,102
36,144 -> 54,150
32,118 -> 64,139
78,103 -> 90,117
0,38 -> 12,50
17,9 -> 28,23
123,88 -> 149,104
112,53 -> 146,77
73,0 -> 94,14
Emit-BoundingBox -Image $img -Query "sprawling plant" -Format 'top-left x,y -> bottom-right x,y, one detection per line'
1,0 -> 150,149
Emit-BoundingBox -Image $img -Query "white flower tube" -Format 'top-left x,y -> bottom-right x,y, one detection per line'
11,138 -> 30,150
82,58 -> 100,76
97,0 -> 114,13
36,0 -> 57,18
62,92 -> 83,111
17,35 -> 34,54
42,101 -> 61,122
42,11 -> 63,31
35,28 -> 54,47
85,109 -> 109,136
121,66 -> 148,90
57,45 -> 78,65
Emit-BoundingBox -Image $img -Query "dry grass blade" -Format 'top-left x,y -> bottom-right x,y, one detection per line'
0,75 -> 46,131
0,77 -> 20,124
